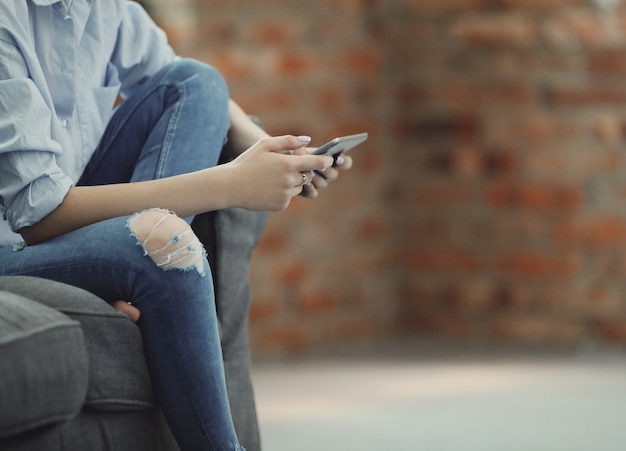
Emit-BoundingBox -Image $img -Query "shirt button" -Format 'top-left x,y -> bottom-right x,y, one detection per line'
61,119 -> 68,127
60,61 -> 67,72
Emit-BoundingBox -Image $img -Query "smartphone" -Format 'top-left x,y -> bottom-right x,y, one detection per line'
313,132 -> 368,156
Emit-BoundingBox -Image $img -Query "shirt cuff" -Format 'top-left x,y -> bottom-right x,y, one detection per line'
6,172 -> 73,232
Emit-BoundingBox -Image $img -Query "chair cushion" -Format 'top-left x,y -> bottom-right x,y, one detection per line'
0,290 -> 88,438
0,276 -> 156,412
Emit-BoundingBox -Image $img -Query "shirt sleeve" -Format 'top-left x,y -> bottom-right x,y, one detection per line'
0,39 -> 73,233
111,2 -> 178,99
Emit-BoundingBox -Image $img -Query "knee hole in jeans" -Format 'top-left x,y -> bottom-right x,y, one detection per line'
127,208 -> 206,276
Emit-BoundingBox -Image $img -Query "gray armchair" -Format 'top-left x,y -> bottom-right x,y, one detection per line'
0,206 -> 267,451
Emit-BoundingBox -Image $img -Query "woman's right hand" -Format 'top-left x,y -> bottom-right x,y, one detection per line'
226,135 -> 334,211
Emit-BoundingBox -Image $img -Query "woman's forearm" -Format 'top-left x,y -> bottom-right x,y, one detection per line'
19,165 -> 236,245
227,99 -> 270,153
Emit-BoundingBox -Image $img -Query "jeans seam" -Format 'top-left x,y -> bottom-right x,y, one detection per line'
155,82 -> 184,179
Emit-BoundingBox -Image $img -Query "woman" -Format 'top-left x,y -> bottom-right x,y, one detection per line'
0,1 -> 352,450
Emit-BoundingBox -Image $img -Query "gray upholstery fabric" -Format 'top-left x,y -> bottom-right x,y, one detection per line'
0,276 -> 180,451
0,276 -> 156,410
0,409 -> 178,451
0,290 -> 88,438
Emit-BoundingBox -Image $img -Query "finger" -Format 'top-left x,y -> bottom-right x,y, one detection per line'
334,153 -> 353,169
300,183 -> 319,199
316,166 -> 339,182
293,171 -> 315,188
259,135 -> 312,153
297,172 -> 308,187
311,173 -> 329,191
112,300 -> 141,323
292,154 -> 334,173
292,147 -> 310,156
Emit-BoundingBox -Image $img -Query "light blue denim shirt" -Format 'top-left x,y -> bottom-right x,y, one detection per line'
0,0 -> 176,246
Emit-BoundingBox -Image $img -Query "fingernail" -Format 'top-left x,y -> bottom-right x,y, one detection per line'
298,135 -> 312,143
336,156 -> 345,166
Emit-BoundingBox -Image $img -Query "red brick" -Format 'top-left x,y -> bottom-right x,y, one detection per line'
409,314 -> 474,337
403,250 -> 482,273
344,48 -> 382,77
441,80 -> 535,109
355,215 -> 387,240
352,146 -> 384,175
450,146 -> 483,177
454,280 -> 530,311
486,183 -> 584,209
406,0 -> 487,14
234,89 -> 301,114
327,318 -> 382,342
395,115 -> 481,140
297,291 -> 339,315
249,298 -> 282,322
484,150 -> 518,177
490,317 -> 582,343
255,230 -> 290,255
588,50 -> 626,75
496,252 -> 581,278
546,85 -> 626,106
252,20 -> 297,45
274,53 -> 314,77
544,14 -> 609,47
592,319 -> 626,343
394,83 -> 429,108
554,218 -> 626,248
259,325 -> 312,352
274,261 -> 312,287
411,183 -> 474,206
485,116 -> 583,144
316,86 -> 347,110
449,15 -> 539,47
495,0 -> 586,8
205,50 -> 253,80
593,114 -> 625,142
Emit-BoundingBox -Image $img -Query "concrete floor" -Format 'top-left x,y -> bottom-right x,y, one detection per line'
251,346 -> 626,451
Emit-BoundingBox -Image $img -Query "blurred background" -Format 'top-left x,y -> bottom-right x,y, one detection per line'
138,0 -> 626,449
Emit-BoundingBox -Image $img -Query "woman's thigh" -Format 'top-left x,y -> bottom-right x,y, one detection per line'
0,214 -> 212,307
0,217 -> 143,301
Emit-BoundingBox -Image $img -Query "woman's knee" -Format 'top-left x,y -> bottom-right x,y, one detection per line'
165,59 -> 228,96
127,209 -> 207,277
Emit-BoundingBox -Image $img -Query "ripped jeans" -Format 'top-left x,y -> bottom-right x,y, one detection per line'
0,59 -> 244,451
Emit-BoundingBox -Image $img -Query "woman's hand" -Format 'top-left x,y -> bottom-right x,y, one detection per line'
226,135 -> 334,211
298,151 -> 354,199
112,301 -> 141,322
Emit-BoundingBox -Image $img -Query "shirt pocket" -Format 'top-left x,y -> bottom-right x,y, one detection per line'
92,62 -> 122,124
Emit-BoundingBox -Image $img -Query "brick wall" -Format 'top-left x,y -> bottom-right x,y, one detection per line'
145,0 -> 626,355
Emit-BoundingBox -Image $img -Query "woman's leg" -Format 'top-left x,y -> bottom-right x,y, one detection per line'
0,215 -> 243,451
79,58 -> 230,186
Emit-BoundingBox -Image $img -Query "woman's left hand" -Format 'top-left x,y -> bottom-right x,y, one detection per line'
298,151 -> 353,199
113,300 -> 141,322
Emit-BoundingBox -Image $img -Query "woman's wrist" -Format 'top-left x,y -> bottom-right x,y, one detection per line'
227,99 -> 270,154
